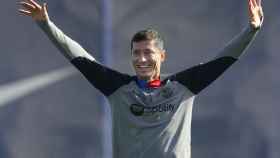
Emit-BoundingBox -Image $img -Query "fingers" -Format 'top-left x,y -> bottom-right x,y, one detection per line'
248,0 -> 264,28
18,9 -> 32,16
18,1 -> 37,17
43,3 -> 47,13
248,0 -> 252,9
19,1 -> 36,11
24,0 -> 42,9
249,0 -> 263,8
249,0 -> 255,8
256,0 -> 262,6
252,0 -> 258,7
248,0 -> 254,16
249,0 -> 263,16
249,0 -> 262,8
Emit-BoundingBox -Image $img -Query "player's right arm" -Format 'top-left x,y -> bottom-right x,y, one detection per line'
18,0 -> 94,61
18,0 -> 132,96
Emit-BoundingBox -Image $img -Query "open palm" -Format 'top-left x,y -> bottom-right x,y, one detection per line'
18,0 -> 48,21
248,0 -> 264,28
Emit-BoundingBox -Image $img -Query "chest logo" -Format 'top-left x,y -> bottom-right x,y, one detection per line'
130,103 -> 175,116
130,104 -> 145,116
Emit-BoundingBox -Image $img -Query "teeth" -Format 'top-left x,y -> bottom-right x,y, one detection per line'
137,66 -> 150,68
137,65 -> 149,67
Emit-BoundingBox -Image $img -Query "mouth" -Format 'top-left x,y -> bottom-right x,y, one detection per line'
136,65 -> 153,70
135,65 -> 154,73
136,65 -> 152,68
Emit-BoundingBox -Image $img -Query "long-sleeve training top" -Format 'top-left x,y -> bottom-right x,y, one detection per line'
37,18 -> 261,158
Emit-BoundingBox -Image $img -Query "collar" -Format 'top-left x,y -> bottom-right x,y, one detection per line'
136,78 -> 162,89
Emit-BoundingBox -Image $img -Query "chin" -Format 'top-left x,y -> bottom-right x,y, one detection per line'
137,76 -> 150,80
137,74 -> 152,80
137,72 -> 157,80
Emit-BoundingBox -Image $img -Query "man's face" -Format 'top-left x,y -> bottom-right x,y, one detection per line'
131,40 -> 165,81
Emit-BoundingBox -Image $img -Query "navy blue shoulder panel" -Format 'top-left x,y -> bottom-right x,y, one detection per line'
71,57 -> 133,96
166,57 -> 237,94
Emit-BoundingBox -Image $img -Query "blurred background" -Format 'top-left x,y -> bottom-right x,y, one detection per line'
0,0 -> 279,158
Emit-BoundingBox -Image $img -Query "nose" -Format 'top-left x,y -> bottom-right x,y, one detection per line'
138,53 -> 147,62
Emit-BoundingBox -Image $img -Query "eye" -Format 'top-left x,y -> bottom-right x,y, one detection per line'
132,50 -> 140,56
144,50 -> 153,55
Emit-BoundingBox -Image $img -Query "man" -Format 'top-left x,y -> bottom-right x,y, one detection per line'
18,0 -> 264,157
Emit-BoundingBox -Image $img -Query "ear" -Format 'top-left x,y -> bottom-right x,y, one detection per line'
160,50 -> 166,62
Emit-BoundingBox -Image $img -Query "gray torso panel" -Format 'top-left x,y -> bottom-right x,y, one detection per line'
109,80 -> 195,158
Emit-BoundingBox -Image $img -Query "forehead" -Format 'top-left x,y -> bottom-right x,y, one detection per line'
132,40 -> 157,50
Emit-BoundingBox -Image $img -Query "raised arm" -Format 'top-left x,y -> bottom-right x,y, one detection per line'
215,0 -> 264,59
170,0 -> 264,95
18,0 -> 94,61
18,0 -> 132,96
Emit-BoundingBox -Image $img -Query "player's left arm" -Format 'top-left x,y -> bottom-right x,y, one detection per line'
215,0 -> 263,59
170,0 -> 264,95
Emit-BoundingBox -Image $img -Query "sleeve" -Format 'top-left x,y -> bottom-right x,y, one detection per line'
36,19 -> 95,60
37,19 -> 132,96
71,57 -> 132,96
168,25 -> 261,95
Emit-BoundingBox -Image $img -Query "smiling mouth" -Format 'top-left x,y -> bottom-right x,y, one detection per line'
136,66 -> 152,68
136,63 -> 154,68
136,65 -> 154,72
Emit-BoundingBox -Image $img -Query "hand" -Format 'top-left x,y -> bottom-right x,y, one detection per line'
18,0 -> 49,21
248,0 -> 264,29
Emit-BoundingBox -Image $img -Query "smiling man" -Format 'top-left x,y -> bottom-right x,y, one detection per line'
19,0 -> 264,158
132,31 -> 165,79
131,30 -> 166,87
